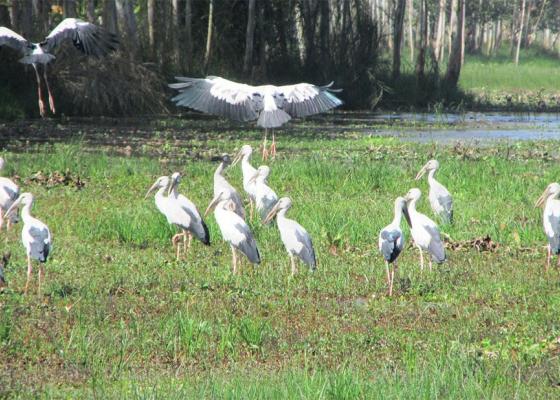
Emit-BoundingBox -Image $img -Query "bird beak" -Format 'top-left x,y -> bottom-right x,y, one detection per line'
167,176 -> 178,196
204,193 -> 222,217
248,170 -> 259,185
145,182 -> 159,199
5,197 -> 21,219
402,203 -> 412,227
535,188 -> 549,208
231,151 -> 242,167
264,203 -> 280,225
415,164 -> 428,180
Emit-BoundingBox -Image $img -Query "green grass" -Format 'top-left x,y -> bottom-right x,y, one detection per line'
461,47 -> 560,94
1,128 -> 560,398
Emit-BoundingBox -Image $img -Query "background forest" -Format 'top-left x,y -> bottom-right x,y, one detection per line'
1,0 -> 559,117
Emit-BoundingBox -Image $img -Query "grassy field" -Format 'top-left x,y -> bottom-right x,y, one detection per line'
1,124 -> 560,398
460,48 -> 560,94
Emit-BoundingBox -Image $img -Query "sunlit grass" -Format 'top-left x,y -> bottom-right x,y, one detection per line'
1,134 -> 560,397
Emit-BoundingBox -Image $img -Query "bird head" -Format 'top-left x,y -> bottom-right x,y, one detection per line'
535,182 -> 560,208
415,159 -> 439,180
395,196 -> 412,227
204,190 -> 227,217
248,165 -> 270,184
264,197 -> 292,224
5,193 -> 33,219
404,188 -> 421,203
145,176 -> 170,199
232,145 -> 252,166
168,172 -> 181,196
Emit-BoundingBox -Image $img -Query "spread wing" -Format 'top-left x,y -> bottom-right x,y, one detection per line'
278,82 -> 343,118
169,76 -> 260,122
44,18 -> 118,56
0,27 -> 30,55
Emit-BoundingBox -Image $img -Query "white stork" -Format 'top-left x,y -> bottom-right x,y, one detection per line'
535,182 -> 560,271
415,159 -> 453,224
0,18 -> 118,117
167,172 -> 210,256
378,197 -> 410,296
169,76 -> 343,160
404,188 -> 446,271
5,193 -> 52,294
264,197 -> 316,275
213,154 -> 245,220
249,165 -> 278,222
0,157 -> 19,232
205,191 -> 260,274
231,144 -> 257,218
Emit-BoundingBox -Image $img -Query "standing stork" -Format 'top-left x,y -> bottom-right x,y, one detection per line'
205,191 -> 260,274
213,154 -> 245,220
249,166 -> 278,222
404,188 -> 446,271
0,18 -> 118,117
0,157 -> 19,232
378,197 -> 411,296
169,76 -> 343,160
168,172 -> 210,256
535,182 -> 560,271
415,159 -> 453,223
232,145 -> 257,218
264,197 -> 316,275
5,193 -> 51,294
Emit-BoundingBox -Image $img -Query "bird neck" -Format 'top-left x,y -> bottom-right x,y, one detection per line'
392,205 -> 403,226
155,186 -> 167,199
427,169 -> 437,184
215,162 -> 225,177
170,184 -> 179,198
20,202 -> 33,223
276,207 -> 289,220
407,199 -> 418,215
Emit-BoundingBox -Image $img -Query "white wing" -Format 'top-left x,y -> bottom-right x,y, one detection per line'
44,18 -> 118,56
169,76 -> 259,122
0,27 -> 30,55
215,207 -> 260,264
278,82 -> 343,118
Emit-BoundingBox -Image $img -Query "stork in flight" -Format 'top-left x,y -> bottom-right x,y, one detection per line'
0,18 -> 118,117
169,76 -> 343,160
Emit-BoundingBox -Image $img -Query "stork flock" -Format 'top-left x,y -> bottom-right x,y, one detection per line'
1,18 -> 560,298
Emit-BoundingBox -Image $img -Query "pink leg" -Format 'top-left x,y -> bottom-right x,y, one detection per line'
270,131 -> 277,159
32,64 -> 46,117
429,258 -> 433,272
385,261 -> 391,295
38,264 -> 45,295
0,209 -> 3,231
24,255 -> 32,295
417,245 -> 424,272
546,245 -> 551,272
43,64 -> 56,114
262,129 -> 269,161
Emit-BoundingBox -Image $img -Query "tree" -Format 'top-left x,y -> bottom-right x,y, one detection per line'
243,0 -> 257,75
204,0 -> 214,73
392,0 -> 407,79
514,0 -> 527,65
445,0 -> 465,86
415,0 -> 428,81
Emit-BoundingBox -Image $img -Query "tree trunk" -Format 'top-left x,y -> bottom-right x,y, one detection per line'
87,0 -> 96,22
172,0 -> 181,68
63,0 -> 77,18
319,0 -> 330,73
415,0 -> 428,81
433,0 -> 446,64
185,0 -> 193,70
514,0 -> 526,65
203,0 -> 214,74
147,0 -> 156,59
445,0 -> 464,86
103,0 -> 119,35
448,0 -> 457,56
243,0 -> 257,75
407,0 -> 414,62
392,0 -> 406,80
460,0 -> 465,66
510,2 -> 518,57
8,0 -> 18,31
116,0 -> 137,58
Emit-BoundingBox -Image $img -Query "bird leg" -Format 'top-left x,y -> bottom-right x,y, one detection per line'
186,231 -> 192,254
429,258 -> 433,272
417,245 -> 424,272
32,64 -> 46,118
392,260 -> 399,296
24,255 -> 32,295
0,209 -> 3,231
38,264 -> 45,296
546,245 -> 551,272
262,129 -> 269,161
270,131 -> 277,159
249,198 -> 254,220
43,64 -> 56,114
172,233 -> 184,260
290,255 -> 298,276
385,261 -> 391,295
231,245 -> 238,274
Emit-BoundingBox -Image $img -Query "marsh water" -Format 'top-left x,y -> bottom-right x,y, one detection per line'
1,112 -> 559,155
